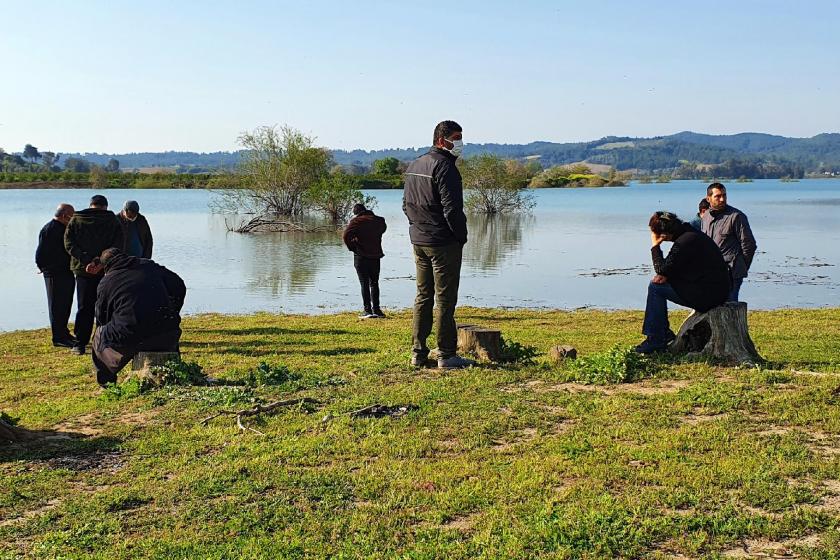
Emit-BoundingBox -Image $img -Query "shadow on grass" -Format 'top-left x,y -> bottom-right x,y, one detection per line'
301,347 -> 376,356
180,339 -> 315,349
193,327 -> 351,337
0,434 -> 123,465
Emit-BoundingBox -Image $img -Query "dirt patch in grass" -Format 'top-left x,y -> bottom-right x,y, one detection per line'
723,535 -> 823,558
624,379 -> 691,395
681,413 -> 729,426
439,511 -> 481,532
45,450 -> 126,473
0,498 -> 62,528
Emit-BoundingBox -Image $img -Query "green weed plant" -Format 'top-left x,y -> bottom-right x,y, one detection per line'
568,344 -> 659,384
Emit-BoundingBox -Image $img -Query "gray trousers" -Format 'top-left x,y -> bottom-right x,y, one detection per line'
412,243 -> 463,360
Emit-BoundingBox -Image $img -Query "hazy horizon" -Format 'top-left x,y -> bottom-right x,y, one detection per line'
6,129 -> 840,157
2,0 -> 838,153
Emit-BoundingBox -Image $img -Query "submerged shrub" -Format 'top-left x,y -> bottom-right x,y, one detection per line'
568,345 -> 659,384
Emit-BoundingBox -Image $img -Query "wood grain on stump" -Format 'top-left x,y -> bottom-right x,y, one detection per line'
670,302 -> 762,366
457,325 -> 502,363
549,345 -> 578,364
0,417 -> 36,443
131,351 -> 180,385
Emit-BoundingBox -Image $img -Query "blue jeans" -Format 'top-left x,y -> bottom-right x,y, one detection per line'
728,278 -> 743,302
642,281 -> 688,339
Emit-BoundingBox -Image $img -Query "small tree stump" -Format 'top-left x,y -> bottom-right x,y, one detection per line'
1,416 -> 35,443
549,345 -> 577,364
131,351 -> 180,385
670,302 -> 763,366
457,325 -> 502,362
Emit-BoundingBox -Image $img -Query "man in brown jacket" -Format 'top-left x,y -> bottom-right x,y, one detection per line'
342,204 -> 387,318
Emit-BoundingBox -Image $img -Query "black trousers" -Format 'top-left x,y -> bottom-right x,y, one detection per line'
44,272 -> 75,343
92,327 -> 182,385
353,256 -> 381,313
74,274 -> 102,348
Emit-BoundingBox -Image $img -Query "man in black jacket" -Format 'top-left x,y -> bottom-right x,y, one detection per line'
403,120 -> 473,369
343,203 -> 387,318
64,195 -> 123,355
35,203 -> 76,347
635,211 -> 731,354
92,248 -> 186,386
118,200 -> 153,258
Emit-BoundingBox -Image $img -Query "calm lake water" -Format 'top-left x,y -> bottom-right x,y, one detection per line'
1,180 -> 839,331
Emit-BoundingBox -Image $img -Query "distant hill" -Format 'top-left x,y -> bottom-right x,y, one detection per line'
55,131 -> 840,173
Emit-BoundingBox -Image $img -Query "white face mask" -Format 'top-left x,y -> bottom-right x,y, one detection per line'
445,138 -> 464,157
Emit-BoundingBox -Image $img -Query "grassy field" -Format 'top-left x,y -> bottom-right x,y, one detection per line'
1,308 -> 839,559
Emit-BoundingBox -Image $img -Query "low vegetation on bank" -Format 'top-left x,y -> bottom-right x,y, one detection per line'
2,308 -> 839,558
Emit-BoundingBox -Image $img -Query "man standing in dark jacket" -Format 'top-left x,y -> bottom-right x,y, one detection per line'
403,120 -> 473,369
35,203 -> 76,347
343,203 -> 387,318
64,195 -> 123,355
701,183 -> 757,301
118,200 -> 153,258
635,211 -> 731,354
92,248 -> 186,386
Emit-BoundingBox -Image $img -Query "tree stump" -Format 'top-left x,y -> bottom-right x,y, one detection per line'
457,325 -> 502,362
549,345 -> 578,364
131,351 -> 180,386
670,302 -> 763,366
0,416 -> 36,443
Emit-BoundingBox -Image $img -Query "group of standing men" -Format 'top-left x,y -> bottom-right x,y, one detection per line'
36,196 -> 185,385
36,197 -> 153,353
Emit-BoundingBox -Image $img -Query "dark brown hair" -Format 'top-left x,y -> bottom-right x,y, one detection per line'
433,120 -> 462,145
707,182 -> 726,196
649,211 -> 683,237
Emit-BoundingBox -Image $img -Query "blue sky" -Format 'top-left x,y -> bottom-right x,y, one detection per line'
1,0 -> 838,153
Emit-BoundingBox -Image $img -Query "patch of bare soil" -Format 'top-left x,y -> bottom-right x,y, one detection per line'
438,511 -> 481,532
491,427 -> 538,451
0,499 -> 61,528
46,450 -> 126,473
624,379 -> 691,395
723,535 -> 822,558
681,413 -> 728,426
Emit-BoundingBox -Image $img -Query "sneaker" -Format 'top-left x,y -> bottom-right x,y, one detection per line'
359,312 -> 376,319
633,337 -> 668,355
53,338 -> 77,348
664,329 -> 677,345
410,354 -> 429,367
372,309 -> 386,318
70,345 -> 86,355
437,355 -> 476,369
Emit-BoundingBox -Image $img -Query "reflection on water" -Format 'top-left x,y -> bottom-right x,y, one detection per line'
2,180 -> 840,331
245,229 -> 343,295
464,214 -> 533,270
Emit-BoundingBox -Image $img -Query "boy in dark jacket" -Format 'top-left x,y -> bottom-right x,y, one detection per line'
635,211 -> 731,354
64,195 -> 123,355
92,248 -> 186,386
342,204 -> 387,318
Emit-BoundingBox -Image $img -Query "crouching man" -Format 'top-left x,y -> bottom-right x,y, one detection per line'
91,248 -> 186,386
635,211 -> 730,354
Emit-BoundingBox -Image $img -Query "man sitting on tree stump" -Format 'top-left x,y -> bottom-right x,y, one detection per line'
635,211 -> 731,354
91,248 -> 186,386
